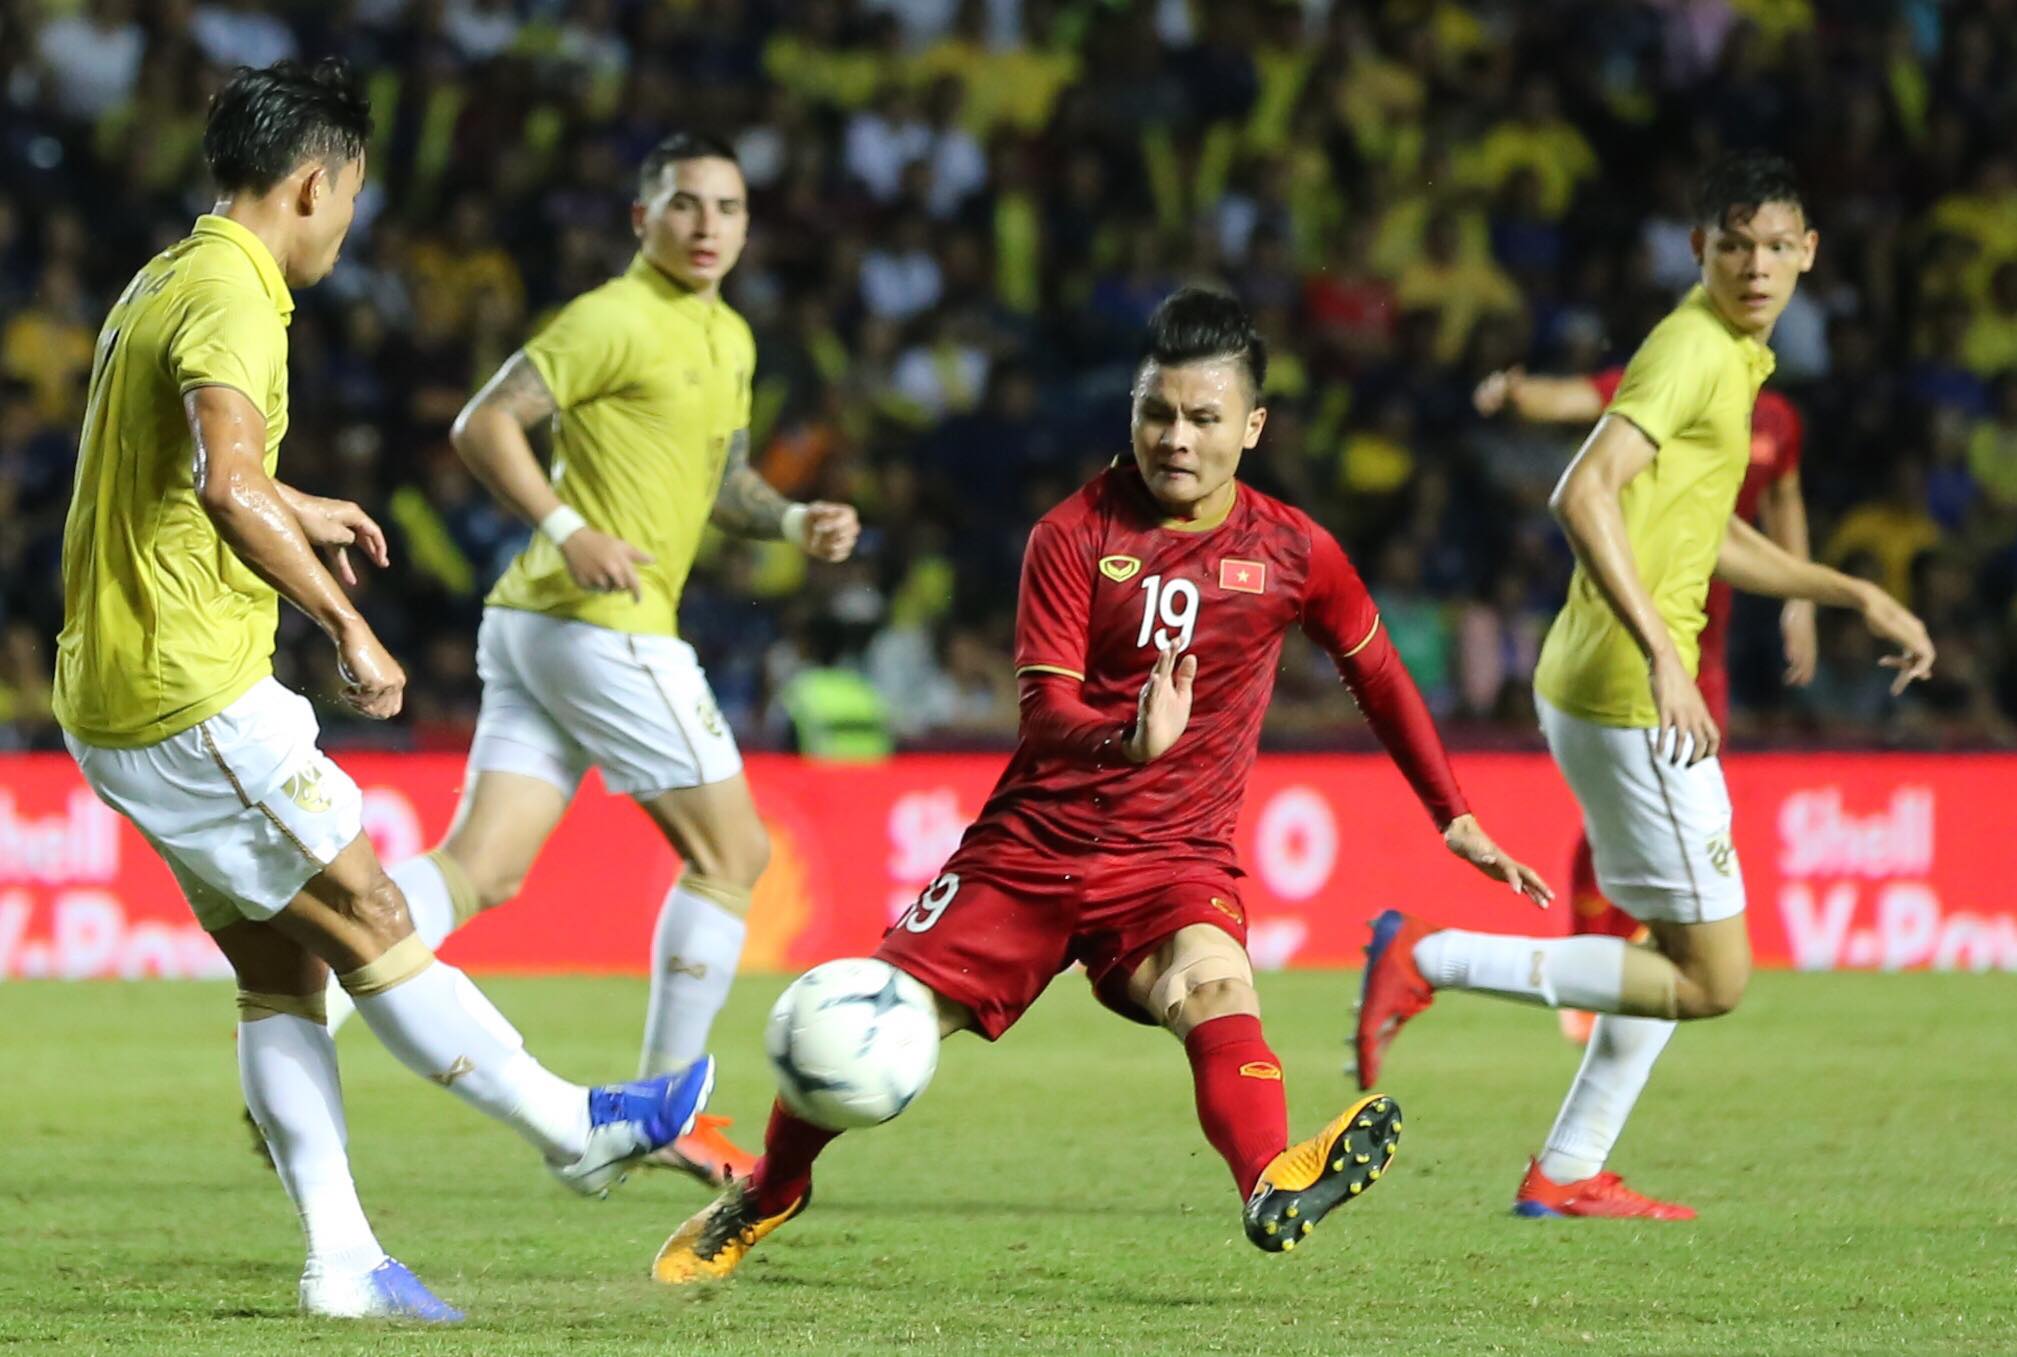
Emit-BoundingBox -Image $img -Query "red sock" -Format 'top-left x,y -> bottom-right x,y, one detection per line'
1184,1014 -> 1289,1200
1570,832 -> 1642,941
748,1099 -> 839,1217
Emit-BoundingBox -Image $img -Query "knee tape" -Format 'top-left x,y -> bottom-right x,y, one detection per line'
237,989 -> 328,1025
679,871 -> 754,919
1146,952 -> 1253,1026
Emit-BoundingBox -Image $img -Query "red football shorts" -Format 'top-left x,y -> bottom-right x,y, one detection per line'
873,846 -> 1249,1040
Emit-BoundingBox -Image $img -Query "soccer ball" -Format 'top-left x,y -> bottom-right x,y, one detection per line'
765,958 -> 941,1130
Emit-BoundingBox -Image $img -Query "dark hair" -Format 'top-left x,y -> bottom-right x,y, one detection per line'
1693,150 -> 1805,229
203,59 -> 371,193
639,131 -> 741,196
1141,288 -> 1268,399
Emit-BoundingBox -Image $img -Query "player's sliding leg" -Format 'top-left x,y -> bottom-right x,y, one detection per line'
1130,925 -> 1401,1253
652,989 -> 973,1284
280,832 -> 715,1197
633,774 -> 773,1184
212,918 -> 463,1322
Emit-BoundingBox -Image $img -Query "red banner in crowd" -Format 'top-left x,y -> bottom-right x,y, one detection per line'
2,751 -> 2012,979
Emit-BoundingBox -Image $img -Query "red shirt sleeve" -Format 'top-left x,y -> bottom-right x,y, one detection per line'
1014,517 -> 1092,680
1299,522 -> 1470,829
1588,366 -> 1626,406
1017,673 -> 1131,765
1756,391 -> 1803,479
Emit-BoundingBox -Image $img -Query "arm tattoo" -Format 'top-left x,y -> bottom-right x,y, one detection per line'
710,428 -> 794,539
470,350 -> 557,429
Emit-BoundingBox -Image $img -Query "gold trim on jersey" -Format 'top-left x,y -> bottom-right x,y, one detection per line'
1159,483 -> 1239,533
1341,615 -> 1383,659
1017,663 -> 1085,680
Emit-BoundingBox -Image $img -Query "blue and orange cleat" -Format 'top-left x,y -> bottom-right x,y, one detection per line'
550,1055 -> 716,1198
1512,1158 -> 1696,1221
647,1113 -> 758,1185
299,1257 -> 464,1322
1352,910 -> 1438,1090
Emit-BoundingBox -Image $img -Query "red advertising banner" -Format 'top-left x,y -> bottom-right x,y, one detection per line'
2,751 -> 2012,979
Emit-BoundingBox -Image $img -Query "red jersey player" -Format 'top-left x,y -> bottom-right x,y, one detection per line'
1473,364 -> 1814,1041
653,290 -> 1551,1284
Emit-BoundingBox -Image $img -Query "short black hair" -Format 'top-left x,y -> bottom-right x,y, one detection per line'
639,131 -> 741,197
1693,150 -> 1805,229
203,58 -> 371,194
1141,288 -> 1268,400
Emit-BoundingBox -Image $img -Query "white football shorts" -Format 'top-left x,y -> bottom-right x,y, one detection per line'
1536,693 -> 1746,925
65,677 -> 364,931
469,607 -> 742,798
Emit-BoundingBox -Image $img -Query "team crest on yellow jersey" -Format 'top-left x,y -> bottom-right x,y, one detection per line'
282,763 -> 333,814
1099,555 -> 1141,582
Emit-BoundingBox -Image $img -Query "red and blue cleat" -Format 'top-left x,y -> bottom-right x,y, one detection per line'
1352,910 -> 1438,1091
1512,1159 -> 1696,1221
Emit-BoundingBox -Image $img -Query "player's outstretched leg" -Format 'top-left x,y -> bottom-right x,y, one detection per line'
1244,1094 -> 1403,1252
653,1099 -> 828,1284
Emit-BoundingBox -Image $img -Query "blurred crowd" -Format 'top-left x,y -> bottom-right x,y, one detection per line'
2,0 -> 2015,754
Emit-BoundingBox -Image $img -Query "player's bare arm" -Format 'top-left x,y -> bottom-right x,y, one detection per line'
452,349 -> 655,600
187,385 -> 404,718
272,480 -> 389,588
710,428 -> 860,561
1474,367 -> 1605,423
1758,470 -> 1817,685
1550,412 -> 1718,765
1716,515 -> 1934,694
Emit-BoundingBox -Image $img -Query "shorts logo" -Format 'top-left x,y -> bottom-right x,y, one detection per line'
1239,1060 -> 1283,1081
1706,830 -> 1737,877
695,694 -> 726,739
1099,554 -> 1142,583
281,763 -> 332,814
1218,558 -> 1267,594
1209,896 -> 1244,924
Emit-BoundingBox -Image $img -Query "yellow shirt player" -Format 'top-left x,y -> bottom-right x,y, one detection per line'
1354,153 -> 1935,1222
51,60 -> 722,1323
328,134 -> 861,1186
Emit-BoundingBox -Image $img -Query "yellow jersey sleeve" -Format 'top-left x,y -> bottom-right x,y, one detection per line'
727,315 -> 755,431
166,281 -> 287,405
522,288 -> 641,410
1603,316 -> 1718,450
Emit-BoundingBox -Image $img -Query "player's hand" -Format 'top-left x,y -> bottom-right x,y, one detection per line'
795,501 -> 860,562
1781,599 -> 1818,687
1650,652 -> 1719,766
1857,585 -> 1936,695
561,528 -> 655,601
291,493 -> 389,588
1124,641 -> 1196,765
334,622 -> 405,719
1473,365 -> 1523,417
1442,813 -> 1553,907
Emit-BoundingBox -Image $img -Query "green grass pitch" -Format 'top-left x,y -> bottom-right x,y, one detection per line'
2,970 -> 2011,1355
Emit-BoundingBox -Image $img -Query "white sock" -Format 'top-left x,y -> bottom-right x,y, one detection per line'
1412,930 -> 1629,1010
238,1014 -> 386,1278
639,879 -> 747,1078
327,856 -> 473,1034
350,960 -> 586,1162
1537,1014 -> 1677,1182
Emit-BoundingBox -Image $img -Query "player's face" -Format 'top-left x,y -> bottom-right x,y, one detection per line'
634,157 -> 748,296
292,156 -> 365,287
1692,200 -> 1816,337
1130,358 -> 1267,516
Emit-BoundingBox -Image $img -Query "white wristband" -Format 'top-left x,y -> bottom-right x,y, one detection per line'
781,502 -> 809,549
538,505 -> 588,546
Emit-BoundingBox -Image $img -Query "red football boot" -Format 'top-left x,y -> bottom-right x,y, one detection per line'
647,1114 -> 758,1186
1352,910 -> 1438,1091
1512,1158 -> 1696,1221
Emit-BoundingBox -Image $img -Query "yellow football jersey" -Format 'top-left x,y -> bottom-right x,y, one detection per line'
1534,286 -> 1776,727
486,255 -> 755,636
53,215 -> 293,748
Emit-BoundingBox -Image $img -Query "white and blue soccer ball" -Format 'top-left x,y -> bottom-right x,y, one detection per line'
765,958 -> 940,1130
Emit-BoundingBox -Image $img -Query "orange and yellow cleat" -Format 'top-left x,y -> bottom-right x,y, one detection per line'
1242,1093 -> 1402,1253
651,1181 -> 808,1285
1512,1158 -> 1696,1221
646,1114 -> 757,1186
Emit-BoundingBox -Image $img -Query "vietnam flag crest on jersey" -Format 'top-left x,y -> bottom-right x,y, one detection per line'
1219,558 -> 1267,594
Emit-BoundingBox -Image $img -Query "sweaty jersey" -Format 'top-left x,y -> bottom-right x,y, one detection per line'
1588,368 -> 1804,678
960,464 -> 1468,875
1535,286 -> 1776,727
487,254 -> 755,636
54,215 -> 294,748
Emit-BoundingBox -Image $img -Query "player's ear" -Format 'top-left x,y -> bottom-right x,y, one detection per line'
1243,402 -> 1268,449
1800,228 -> 1819,274
296,162 -> 328,217
1689,225 -> 1706,265
630,199 -> 647,240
